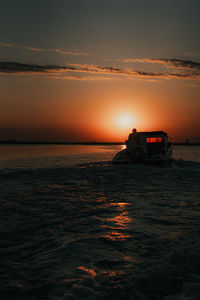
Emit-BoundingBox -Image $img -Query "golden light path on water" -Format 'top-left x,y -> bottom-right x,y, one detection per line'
102,202 -> 132,241
77,202 -> 133,283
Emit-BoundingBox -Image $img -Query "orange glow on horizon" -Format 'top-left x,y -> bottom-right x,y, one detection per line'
2,79 -> 199,142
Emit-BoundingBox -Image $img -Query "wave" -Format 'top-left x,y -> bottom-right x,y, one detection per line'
0,159 -> 200,299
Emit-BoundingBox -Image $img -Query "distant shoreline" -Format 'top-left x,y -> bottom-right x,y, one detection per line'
0,141 -> 200,146
0,140 -> 125,145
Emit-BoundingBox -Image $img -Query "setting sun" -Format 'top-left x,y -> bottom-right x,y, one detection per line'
117,114 -> 134,129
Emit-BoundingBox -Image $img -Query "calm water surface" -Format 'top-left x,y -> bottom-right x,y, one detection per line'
0,145 -> 120,169
0,144 -> 200,169
0,144 -> 200,299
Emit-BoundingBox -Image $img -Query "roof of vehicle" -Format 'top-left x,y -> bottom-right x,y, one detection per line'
138,131 -> 167,136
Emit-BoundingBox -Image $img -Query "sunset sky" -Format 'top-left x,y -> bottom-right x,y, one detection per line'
1,0 -> 200,142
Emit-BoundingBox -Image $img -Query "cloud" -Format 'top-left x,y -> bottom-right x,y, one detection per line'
49,48 -> 89,56
184,83 -> 200,87
185,50 -> 200,58
121,58 -> 200,71
0,42 -> 14,47
1,61 -> 200,81
65,63 -> 200,80
0,61 -> 67,74
0,42 -> 89,56
0,42 -> 44,52
47,75 -> 114,81
23,46 -> 44,52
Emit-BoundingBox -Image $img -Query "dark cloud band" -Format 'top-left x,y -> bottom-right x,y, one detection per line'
122,58 -> 200,71
0,60 -> 200,81
0,61 -> 72,73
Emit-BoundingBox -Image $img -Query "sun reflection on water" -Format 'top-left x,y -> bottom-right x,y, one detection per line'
101,202 -> 132,241
103,231 -> 131,241
106,212 -> 131,228
77,266 -> 96,277
121,144 -> 126,150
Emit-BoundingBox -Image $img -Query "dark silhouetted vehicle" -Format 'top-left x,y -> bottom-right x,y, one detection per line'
112,130 -> 173,165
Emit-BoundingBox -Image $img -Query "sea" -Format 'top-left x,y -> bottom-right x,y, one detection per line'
0,145 -> 200,300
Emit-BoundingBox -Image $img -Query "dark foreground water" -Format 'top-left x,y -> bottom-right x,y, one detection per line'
0,145 -> 200,299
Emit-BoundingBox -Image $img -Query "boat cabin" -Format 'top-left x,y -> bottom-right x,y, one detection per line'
113,130 -> 172,164
138,131 -> 169,157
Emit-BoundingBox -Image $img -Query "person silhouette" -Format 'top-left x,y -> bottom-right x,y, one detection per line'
127,128 -> 140,145
125,128 -> 138,156
125,128 -> 147,161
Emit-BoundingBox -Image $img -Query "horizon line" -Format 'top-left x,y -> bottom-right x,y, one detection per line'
0,140 -> 200,145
